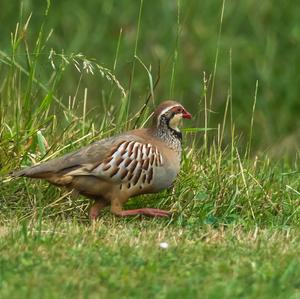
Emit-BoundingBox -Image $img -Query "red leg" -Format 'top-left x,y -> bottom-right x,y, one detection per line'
89,200 -> 109,221
115,208 -> 171,217
110,197 -> 171,218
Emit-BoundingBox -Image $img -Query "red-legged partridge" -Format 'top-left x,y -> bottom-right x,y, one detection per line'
13,100 -> 192,219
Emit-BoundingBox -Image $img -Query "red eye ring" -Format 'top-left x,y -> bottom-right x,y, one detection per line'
172,106 -> 183,113
169,105 -> 192,119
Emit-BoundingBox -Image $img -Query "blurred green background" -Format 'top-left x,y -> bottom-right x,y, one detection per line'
1,0 -> 300,155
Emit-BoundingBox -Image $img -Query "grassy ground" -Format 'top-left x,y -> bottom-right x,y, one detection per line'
1,1 -> 300,298
2,221 -> 300,299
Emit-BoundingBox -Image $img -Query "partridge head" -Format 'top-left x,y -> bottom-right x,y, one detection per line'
12,100 -> 192,220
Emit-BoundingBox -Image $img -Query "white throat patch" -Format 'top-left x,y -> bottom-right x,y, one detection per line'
168,113 -> 182,132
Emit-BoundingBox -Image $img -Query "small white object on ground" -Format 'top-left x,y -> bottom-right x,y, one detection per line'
159,242 -> 169,249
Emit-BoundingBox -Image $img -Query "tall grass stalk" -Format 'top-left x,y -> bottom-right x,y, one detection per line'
209,0 -> 226,110
247,80 -> 259,157
169,0 -> 181,98
126,0 -> 144,120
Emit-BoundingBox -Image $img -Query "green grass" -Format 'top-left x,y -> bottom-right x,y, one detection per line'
1,0 -> 300,151
2,222 -> 300,299
1,1 -> 300,298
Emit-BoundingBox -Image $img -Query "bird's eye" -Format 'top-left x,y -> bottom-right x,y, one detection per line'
173,107 -> 183,113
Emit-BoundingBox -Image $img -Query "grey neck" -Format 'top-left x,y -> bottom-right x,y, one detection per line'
154,116 -> 182,152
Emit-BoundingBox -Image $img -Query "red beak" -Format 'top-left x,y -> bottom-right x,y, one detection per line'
182,110 -> 192,119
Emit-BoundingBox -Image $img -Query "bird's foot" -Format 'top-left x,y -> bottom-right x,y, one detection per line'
115,208 -> 171,217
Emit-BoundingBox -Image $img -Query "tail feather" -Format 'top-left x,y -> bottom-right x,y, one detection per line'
11,164 -> 53,179
12,162 -> 82,179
